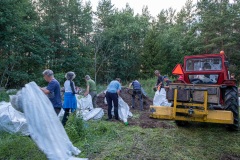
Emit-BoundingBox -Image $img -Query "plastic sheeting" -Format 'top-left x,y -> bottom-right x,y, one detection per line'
153,89 -> 172,107
113,97 -> 132,123
13,82 -> 85,160
0,102 -> 29,135
76,94 -> 104,121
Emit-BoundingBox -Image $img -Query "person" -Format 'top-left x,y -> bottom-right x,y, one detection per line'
153,70 -> 164,91
84,75 -> 97,108
106,78 -> 121,121
128,80 -> 143,110
231,73 -> 235,80
163,76 -> 172,90
62,72 -> 77,126
41,69 -> 62,115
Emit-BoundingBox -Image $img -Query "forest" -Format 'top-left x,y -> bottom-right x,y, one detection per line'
1,0 -> 240,88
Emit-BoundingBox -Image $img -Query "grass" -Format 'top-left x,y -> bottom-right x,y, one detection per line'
0,79 -> 240,160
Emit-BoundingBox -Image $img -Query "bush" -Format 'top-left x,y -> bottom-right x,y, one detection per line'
65,114 -> 86,143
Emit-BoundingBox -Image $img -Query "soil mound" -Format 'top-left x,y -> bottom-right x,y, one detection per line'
97,87 -> 174,129
220,154 -> 240,160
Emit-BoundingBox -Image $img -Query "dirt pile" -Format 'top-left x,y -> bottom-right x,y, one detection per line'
97,88 -> 174,129
220,154 -> 240,160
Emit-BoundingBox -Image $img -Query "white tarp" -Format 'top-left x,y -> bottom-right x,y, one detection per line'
76,94 -> 104,121
153,89 -> 172,107
0,102 -> 29,136
13,82 -> 85,160
113,97 -> 132,123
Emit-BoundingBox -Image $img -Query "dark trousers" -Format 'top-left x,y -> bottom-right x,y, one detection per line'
54,107 -> 61,115
106,92 -> 119,120
132,89 -> 143,110
89,91 -> 97,108
62,108 -> 70,126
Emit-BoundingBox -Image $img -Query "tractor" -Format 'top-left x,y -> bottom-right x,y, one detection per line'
150,51 -> 239,130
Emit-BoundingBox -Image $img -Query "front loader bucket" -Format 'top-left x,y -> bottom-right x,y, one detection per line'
150,105 -> 234,124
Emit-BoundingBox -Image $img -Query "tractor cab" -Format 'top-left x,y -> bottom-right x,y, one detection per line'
182,52 -> 232,86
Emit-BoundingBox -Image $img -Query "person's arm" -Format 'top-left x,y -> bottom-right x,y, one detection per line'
117,83 -> 121,95
128,82 -> 132,88
84,86 -> 89,96
84,81 -> 90,96
41,88 -> 50,94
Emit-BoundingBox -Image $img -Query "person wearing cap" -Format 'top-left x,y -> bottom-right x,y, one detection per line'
84,75 -> 97,108
163,76 -> 172,90
128,80 -> 143,110
106,78 -> 121,121
62,72 -> 78,126
41,69 -> 62,115
154,70 -> 164,91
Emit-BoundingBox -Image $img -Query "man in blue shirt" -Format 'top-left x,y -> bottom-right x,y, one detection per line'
106,78 -> 121,120
129,80 -> 143,110
41,69 -> 62,115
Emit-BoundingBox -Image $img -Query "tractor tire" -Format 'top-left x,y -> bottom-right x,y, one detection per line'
224,86 -> 239,131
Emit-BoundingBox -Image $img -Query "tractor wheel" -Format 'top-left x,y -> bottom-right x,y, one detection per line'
224,86 -> 239,131
175,120 -> 189,127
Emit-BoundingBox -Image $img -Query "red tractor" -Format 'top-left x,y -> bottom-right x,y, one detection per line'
150,51 -> 239,130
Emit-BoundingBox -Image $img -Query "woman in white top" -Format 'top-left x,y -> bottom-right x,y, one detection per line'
62,72 -> 77,126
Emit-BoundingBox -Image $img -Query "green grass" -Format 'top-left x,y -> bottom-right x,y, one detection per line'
0,80 -> 240,160
0,132 -> 46,160
0,91 -> 10,102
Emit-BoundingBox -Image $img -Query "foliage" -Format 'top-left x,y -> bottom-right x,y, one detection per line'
65,114 -> 86,143
0,0 -> 240,87
0,91 -> 9,102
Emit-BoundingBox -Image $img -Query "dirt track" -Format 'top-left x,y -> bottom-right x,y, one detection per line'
97,87 -> 175,129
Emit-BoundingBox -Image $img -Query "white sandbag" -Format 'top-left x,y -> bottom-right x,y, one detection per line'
0,102 -> 29,136
76,94 -> 93,111
80,108 -> 104,121
15,82 -> 85,160
111,97 -> 132,123
93,108 -> 104,120
153,89 -> 172,107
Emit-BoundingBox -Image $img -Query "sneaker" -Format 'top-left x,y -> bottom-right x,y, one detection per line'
124,122 -> 129,126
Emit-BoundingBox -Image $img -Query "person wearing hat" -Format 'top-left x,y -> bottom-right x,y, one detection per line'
128,80 -> 143,110
62,71 -> 77,126
41,69 -> 62,115
106,78 -> 121,121
163,76 -> 172,90
84,75 -> 97,108
153,70 -> 164,91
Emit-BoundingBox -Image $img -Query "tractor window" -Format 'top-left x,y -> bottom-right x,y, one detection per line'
189,74 -> 219,84
186,58 -> 222,71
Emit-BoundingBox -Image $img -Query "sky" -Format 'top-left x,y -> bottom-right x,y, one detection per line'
86,0 -> 198,17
